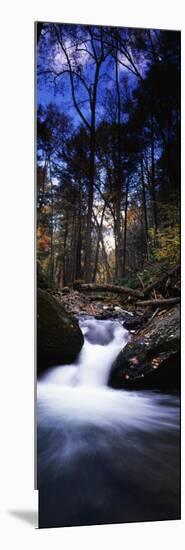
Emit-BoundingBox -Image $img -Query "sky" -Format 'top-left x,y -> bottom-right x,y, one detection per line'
37,23 -> 153,129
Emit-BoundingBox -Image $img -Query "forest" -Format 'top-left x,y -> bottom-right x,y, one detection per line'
37,24 -> 180,291
37,23 -> 181,529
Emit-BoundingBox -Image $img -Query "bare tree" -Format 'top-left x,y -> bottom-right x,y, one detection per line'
41,24 -> 112,281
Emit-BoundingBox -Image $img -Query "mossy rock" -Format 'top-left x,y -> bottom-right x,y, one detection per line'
109,305 -> 180,391
37,289 -> 84,373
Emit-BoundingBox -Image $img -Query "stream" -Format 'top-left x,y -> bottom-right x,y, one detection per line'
37,316 -> 180,528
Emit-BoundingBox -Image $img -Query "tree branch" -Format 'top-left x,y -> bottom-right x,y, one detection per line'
53,24 -> 91,130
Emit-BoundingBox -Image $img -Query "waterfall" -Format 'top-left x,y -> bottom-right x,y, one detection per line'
40,317 -> 128,389
37,316 -> 180,528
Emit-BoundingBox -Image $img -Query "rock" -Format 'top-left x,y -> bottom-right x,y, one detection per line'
123,308 -> 152,331
37,289 -> 84,373
61,286 -> 70,294
95,310 -> 113,320
109,305 -> 180,391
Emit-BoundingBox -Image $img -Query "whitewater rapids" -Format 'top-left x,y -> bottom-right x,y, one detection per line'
37,316 -> 180,527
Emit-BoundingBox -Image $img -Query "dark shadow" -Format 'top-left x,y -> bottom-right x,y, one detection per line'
8,510 -> 38,527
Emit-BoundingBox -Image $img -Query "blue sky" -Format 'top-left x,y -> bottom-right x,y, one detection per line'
37,24 -> 153,129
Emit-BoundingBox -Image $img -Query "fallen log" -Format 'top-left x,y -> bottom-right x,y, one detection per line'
136,297 -> 180,307
75,283 -> 144,299
143,264 -> 180,298
73,264 -> 180,301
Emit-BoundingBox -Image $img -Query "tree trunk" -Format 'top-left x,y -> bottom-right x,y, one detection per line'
122,177 -> 129,272
92,209 -> 111,283
137,297 -> 180,307
84,129 -> 95,281
36,22 -> 44,44
62,221 -> 68,287
151,112 -> 158,244
57,258 -> 63,288
140,155 -> 149,256
49,162 -> 54,283
92,205 -> 106,282
100,238 -> 112,283
75,282 -> 144,298
75,216 -> 82,280
115,48 -> 122,281
84,59 -> 101,282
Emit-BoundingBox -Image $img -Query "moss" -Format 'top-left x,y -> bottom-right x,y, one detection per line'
109,305 -> 180,391
37,289 -> 84,373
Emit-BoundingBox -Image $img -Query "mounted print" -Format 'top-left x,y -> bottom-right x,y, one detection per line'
36,22 -> 181,529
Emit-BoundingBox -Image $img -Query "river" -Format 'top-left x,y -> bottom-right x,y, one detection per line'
37,316 -> 180,528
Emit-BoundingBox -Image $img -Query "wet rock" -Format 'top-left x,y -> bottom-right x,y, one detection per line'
123,309 -> 151,331
109,305 -> 180,391
95,311 -> 113,320
37,289 -> 84,373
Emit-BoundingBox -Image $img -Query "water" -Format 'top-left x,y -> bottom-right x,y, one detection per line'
37,316 -> 180,528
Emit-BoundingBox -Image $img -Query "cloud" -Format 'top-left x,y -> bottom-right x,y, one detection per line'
53,39 -> 91,73
118,49 -> 150,79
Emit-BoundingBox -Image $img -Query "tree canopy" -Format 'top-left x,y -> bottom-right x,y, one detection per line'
37,23 -> 180,288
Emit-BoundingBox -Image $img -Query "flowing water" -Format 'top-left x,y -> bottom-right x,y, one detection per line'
37,316 -> 180,528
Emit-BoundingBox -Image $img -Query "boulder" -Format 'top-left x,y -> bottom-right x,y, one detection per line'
37,289 -> 84,373
109,305 -> 180,391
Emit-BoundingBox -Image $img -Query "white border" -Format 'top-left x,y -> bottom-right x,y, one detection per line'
0,1 -> 184,548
